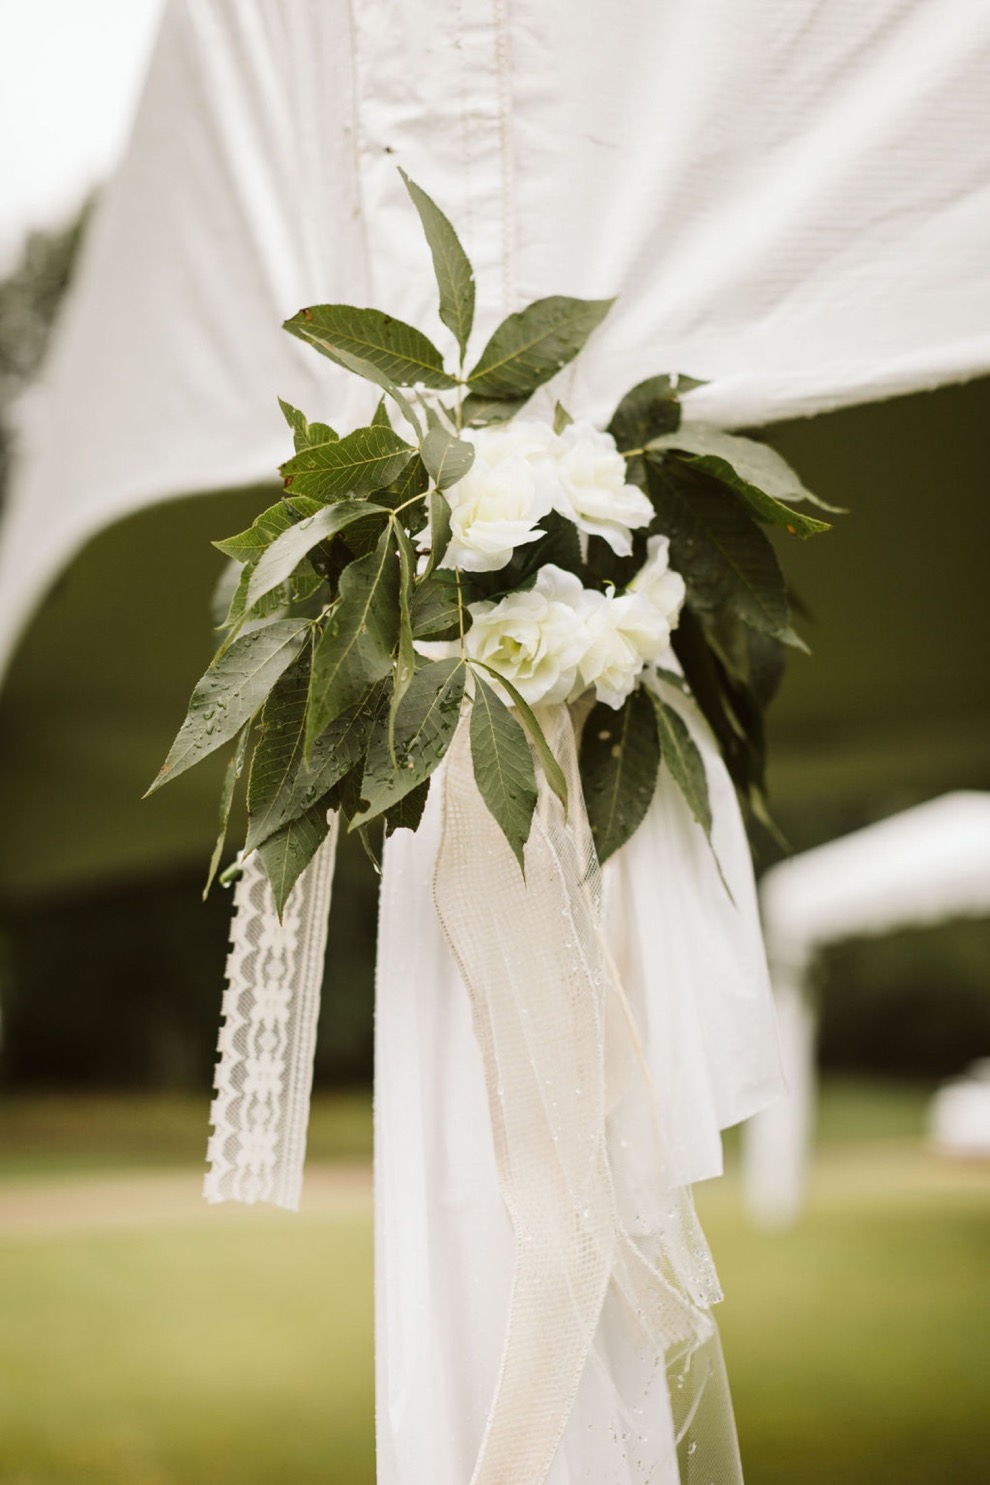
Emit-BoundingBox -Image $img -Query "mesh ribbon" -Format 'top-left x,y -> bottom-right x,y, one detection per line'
204,816 -> 338,1210
433,707 -> 743,1485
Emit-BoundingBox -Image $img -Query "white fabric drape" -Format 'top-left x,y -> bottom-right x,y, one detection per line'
2,0 -> 989,678
376,690 -> 777,1482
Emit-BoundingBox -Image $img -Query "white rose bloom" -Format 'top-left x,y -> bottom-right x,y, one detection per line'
439,422 -> 557,573
577,590 -> 673,709
465,564 -> 592,706
550,420 -> 653,556
628,534 -> 686,627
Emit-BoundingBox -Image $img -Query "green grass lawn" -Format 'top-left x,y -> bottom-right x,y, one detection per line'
0,1081 -> 987,1484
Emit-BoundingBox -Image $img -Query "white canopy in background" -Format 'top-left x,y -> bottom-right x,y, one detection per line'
744,792 -> 990,1228
1,0 -> 989,680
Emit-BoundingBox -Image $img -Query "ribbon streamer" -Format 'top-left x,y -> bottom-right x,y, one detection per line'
204,816 -> 338,1210
433,707 -> 741,1485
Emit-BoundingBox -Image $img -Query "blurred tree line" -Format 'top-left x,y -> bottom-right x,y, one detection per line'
0,216 -> 987,1096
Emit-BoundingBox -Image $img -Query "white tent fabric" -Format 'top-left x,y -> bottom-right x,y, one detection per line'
744,792 -> 990,1226
2,1 -> 989,1478
1,0 -> 989,680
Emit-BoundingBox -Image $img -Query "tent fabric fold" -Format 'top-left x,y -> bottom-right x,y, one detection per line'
1,0 -> 989,679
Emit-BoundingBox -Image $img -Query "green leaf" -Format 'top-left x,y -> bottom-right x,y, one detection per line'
422,490 -> 452,577
246,499 -> 386,610
147,619 -> 310,794
390,520 -> 418,759
255,803 -> 331,919
649,430 -> 832,536
578,690 -> 660,865
469,674 -> 538,870
645,454 -> 791,639
648,691 -> 712,839
351,658 -> 466,825
203,725 -> 250,898
466,295 -> 614,398
372,452 -> 430,517
281,425 -> 416,503
371,396 -> 391,429
553,401 -> 573,434
384,775 -> 432,836
307,340 -> 423,437
283,303 -> 458,389
649,423 -> 844,514
399,171 -> 476,361
470,663 -> 568,816
607,373 -> 702,453
421,426 -> 475,489
244,656 -> 329,854
577,692 -> 659,864
411,571 -> 462,639
460,392 -> 531,426
306,527 -> 399,748
278,397 -> 338,451
214,496 -> 323,564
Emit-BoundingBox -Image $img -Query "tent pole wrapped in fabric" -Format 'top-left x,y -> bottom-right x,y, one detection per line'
1,3 -> 989,1482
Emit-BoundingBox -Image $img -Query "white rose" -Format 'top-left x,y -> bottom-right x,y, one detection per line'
465,564 -> 592,705
577,590 -> 672,709
550,420 -> 654,556
439,422 -> 558,573
628,534 -> 686,627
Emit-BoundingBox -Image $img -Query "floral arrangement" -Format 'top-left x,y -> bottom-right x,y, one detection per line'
147,174 -> 836,909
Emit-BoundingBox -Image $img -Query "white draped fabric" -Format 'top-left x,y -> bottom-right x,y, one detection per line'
3,2 -> 989,1480
1,0 -> 988,677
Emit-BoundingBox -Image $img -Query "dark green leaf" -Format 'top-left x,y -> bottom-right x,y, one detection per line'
255,803 -> 330,919
466,295 -> 614,398
278,397 -> 338,451
421,426 -> 475,489
422,490 -> 452,577
607,373 -> 702,453
306,527 -> 400,748
399,170 -> 476,361
372,452 -> 430,519
506,509 -> 583,586
246,499 -> 386,609
203,725 -> 250,898
390,521 -> 418,755
352,658 -> 466,825
470,662 -> 568,816
147,620 -> 310,794
214,496 -> 322,564
411,571 -> 462,639
384,775 -> 432,836
469,674 -> 538,870
578,689 -> 660,865
281,425 -> 416,503
283,303 -> 457,389
648,691 -> 712,839
371,396 -> 391,429
649,430 -> 832,536
460,392 -> 531,426
648,423 -> 844,514
645,454 -> 791,639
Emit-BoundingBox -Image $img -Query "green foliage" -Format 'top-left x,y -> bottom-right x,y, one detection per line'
469,674 -> 538,869
466,295 -> 614,399
578,690 -> 660,864
280,425 -> 416,503
283,303 -> 457,389
153,174 -> 836,895
400,170 -> 475,360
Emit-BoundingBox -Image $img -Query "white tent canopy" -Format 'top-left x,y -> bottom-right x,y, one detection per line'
745,792 -> 990,1227
1,0 -> 989,679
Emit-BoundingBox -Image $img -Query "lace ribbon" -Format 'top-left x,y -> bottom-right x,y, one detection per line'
204,816 -> 338,1210
433,707 -> 742,1485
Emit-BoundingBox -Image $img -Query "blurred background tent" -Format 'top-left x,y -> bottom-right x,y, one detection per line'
0,0 -> 988,1095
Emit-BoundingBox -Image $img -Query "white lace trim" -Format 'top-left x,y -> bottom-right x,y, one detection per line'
203,816 -> 338,1210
